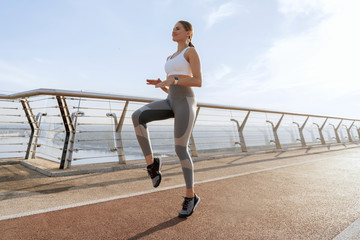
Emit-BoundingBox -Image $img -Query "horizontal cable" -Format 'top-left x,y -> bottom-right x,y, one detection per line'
37,143 -> 62,150
0,143 -> 25,145
38,123 -> 64,126
71,147 -> 114,151
193,135 -> 236,139
66,97 -> 126,103
79,115 -> 112,118
120,139 -> 138,142
77,123 -> 113,126
193,129 -> 238,134
150,143 -> 178,147
37,129 -> 66,132
73,106 -> 121,111
0,150 -> 26,153
27,97 -> 55,102
73,155 -> 118,161
76,139 -> 114,142
0,107 -> 19,110
40,136 -> 64,141
30,106 -> 58,110
0,121 -> 26,124
77,130 -> 114,133
39,115 -> 61,118
196,119 -> 234,123
36,152 -> 60,159
0,128 -> 30,130
0,114 -> 22,117
0,135 -> 26,138
197,113 -> 233,117
194,125 -> 236,128
194,140 -> 239,144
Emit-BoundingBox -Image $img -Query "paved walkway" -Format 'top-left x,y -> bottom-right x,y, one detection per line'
1,144 -> 360,239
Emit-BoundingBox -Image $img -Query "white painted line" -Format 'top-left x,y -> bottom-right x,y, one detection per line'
0,157 -> 327,221
333,218 -> 360,240
0,184 -> 185,221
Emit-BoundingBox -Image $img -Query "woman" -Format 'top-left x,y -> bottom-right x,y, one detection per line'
132,20 -> 202,218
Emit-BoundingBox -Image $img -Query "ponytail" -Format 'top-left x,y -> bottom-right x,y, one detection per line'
179,20 -> 195,48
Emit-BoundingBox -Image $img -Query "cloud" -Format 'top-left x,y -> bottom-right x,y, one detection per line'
203,63 -> 231,87
278,0 -> 339,15
205,1 -> 238,29
201,0 -> 360,117
240,0 -> 360,96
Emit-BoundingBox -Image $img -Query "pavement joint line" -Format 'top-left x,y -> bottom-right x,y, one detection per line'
0,156 -> 341,222
332,217 -> 360,240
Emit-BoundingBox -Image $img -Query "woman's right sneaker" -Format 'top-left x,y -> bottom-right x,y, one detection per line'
146,157 -> 162,188
178,194 -> 200,218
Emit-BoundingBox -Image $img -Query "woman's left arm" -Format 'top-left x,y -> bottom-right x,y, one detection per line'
156,48 -> 202,88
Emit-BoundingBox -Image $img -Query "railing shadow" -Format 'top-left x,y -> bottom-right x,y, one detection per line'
1,143 -> 359,202
127,217 -> 186,240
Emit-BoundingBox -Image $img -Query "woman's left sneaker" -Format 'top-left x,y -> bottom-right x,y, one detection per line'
146,157 -> 162,188
178,194 -> 200,218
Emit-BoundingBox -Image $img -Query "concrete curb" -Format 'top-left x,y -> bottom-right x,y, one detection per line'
13,142 -> 360,177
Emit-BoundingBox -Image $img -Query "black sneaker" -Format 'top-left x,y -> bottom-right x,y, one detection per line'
178,194 -> 200,218
146,157 -> 162,188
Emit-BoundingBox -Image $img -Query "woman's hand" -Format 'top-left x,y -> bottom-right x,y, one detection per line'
155,78 -> 174,88
146,78 -> 170,93
146,78 -> 162,86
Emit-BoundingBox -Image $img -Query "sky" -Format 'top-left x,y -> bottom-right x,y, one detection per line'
1,0 -> 360,119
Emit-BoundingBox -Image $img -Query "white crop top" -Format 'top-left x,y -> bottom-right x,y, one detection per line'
164,47 -> 192,77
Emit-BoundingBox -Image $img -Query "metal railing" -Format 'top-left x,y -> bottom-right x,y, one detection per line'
1,88 -> 359,169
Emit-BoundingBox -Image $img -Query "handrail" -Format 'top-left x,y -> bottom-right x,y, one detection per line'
0,88 -> 358,121
1,88 -> 359,170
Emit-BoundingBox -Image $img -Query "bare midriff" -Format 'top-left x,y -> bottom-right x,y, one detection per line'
167,74 -> 192,80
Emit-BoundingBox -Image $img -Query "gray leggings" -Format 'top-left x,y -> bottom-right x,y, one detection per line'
132,85 -> 197,189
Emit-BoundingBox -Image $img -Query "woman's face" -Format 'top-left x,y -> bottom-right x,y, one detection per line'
172,22 -> 190,42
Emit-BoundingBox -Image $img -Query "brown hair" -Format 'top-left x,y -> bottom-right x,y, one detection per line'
178,20 -> 194,47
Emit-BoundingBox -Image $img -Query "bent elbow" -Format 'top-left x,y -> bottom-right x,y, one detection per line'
196,77 -> 202,87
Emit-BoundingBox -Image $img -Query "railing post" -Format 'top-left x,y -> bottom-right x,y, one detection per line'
189,106 -> 200,157
106,100 -> 129,164
66,111 -> 84,168
30,112 -> 47,158
313,118 -> 328,145
343,120 -> 355,142
21,99 -> 36,159
329,119 -> 342,143
355,124 -> 360,141
266,114 -> 284,149
56,96 -> 75,169
20,99 -> 47,159
230,111 -> 251,152
293,116 -> 309,147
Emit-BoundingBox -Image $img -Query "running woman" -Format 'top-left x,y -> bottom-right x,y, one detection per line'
132,20 -> 202,218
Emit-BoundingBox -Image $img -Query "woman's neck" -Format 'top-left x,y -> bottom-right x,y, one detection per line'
177,42 -> 189,52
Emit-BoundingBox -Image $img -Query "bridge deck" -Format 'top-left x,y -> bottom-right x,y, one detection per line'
1,144 -> 360,239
